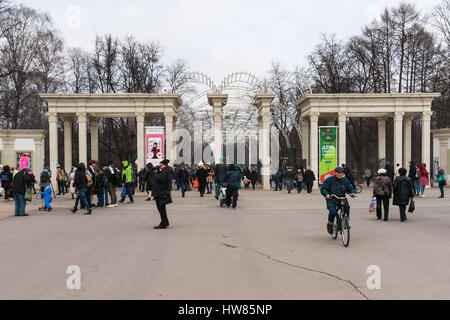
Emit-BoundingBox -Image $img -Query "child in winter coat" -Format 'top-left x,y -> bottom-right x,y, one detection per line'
40,185 -> 53,211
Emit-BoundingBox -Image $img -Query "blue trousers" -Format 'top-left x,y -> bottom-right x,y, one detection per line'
180,181 -> 187,197
296,182 -> 303,193
97,193 -> 104,207
327,200 -> 350,223
439,183 -> 445,196
14,193 -> 26,216
120,183 -> 134,202
75,188 -> 91,210
413,179 -> 420,195
420,185 -> 426,195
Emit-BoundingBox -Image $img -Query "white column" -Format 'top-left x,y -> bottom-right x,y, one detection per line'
301,117 -> 309,167
422,111 -> 432,176
34,137 -> 43,176
310,112 -> 320,190
77,113 -> 88,165
48,112 -> 59,186
439,137 -> 449,176
64,118 -> 73,170
165,113 -> 174,161
403,116 -> 413,169
2,137 -> 15,170
394,112 -> 404,170
260,113 -> 271,190
136,113 -> 145,169
378,118 -> 386,162
90,118 -> 98,162
208,95 -> 227,163
338,113 -> 347,166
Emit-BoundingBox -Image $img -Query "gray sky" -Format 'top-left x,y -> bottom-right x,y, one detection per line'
18,0 -> 442,82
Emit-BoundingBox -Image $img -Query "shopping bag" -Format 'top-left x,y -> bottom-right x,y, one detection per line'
369,197 -> 377,213
193,178 -> 199,188
408,199 -> 415,213
121,186 -> 127,198
24,187 -> 33,202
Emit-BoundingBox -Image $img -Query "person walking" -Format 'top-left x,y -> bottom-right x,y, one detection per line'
196,164 -> 208,197
138,167 -> 146,192
273,167 -> 284,191
437,167 -> 447,198
284,166 -> 296,194
56,165 -> 65,195
12,165 -> 35,217
206,165 -> 214,194
214,157 -> 227,200
393,168 -> 414,222
364,168 -> 372,187
152,159 -> 172,229
1,165 -> 13,202
69,167 -> 76,199
70,163 -> 92,215
223,164 -> 240,209
418,163 -> 429,198
373,168 -> 393,221
119,160 -> 134,204
304,167 -> 316,193
408,161 -> 418,195
385,162 -> 395,183
106,161 -> 120,207
94,168 -> 107,207
249,167 -> 258,190
177,165 -> 189,198
295,167 -> 304,193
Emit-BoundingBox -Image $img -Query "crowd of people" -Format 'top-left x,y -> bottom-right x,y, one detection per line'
1,153 -> 448,231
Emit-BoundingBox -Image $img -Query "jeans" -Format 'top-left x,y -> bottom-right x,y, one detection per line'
420,185 -> 426,196
413,179 -> 420,195
97,193 -> 104,207
296,182 -> 303,193
366,177 -> 371,187
285,179 -> 293,192
74,188 -> 91,210
199,184 -> 206,196
327,200 -> 350,223
274,177 -> 282,190
57,180 -> 65,194
180,181 -> 187,197
120,183 -> 134,202
103,186 -> 109,205
206,182 -> 213,193
439,182 -> 445,197
108,183 -> 117,204
14,193 -> 26,216
175,179 -> 180,191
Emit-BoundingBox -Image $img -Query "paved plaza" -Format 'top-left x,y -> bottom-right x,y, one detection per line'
0,186 -> 449,300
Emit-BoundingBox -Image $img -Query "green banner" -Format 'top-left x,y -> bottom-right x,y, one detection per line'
319,127 -> 338,182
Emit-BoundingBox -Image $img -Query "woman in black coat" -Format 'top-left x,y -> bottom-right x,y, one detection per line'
393,168 -> 414,222
144,163 -> 155,201
196,165 -> 208,197
152,160 -> 172,229
304,167 -> 316,193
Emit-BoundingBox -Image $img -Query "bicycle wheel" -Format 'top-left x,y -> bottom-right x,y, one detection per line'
332,216 -> 339,240
355,184 -> 362,194
341,216 -> 350,247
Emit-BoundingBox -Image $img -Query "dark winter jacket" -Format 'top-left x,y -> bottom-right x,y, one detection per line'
304,170 -> 316,186
249,170 -> 258,182
224,168 -> 240,188
152,167 -> 172,198
12,169 -> 34,195
94,172 -> 107,194
214,163 -> 227,183
74,166 -> 88,190
393,175 -> 414,206
177,169 -> 189,183
1,169 -> 13,188
385,164 -> 395,182
373,174 -> 393,198
408,164 -> 417,181
321,175 -> 355,208
284,169 -> 296,181
196,168 -> 209,186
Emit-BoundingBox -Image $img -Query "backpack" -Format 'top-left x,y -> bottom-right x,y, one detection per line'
40,171 -> 50,184
1,172 -> 10,183
86,174 -> 93,187
112,168 -> 122,187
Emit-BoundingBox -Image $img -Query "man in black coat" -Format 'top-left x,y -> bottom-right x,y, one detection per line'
71,163 -> 92,214
177,165 -> 189,198
12,168 -> 34,216
153,159 -> 172,229
214,157 -> 227,199
196,165 -> 208,197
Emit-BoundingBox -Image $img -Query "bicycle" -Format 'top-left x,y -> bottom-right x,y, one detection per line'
330,194 -> 353,247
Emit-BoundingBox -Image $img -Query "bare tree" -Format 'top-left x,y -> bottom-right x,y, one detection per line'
431,0 -> 450,49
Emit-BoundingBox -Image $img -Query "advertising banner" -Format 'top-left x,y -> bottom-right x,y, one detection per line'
146,127 -> 165,166
319,127 -> 338,182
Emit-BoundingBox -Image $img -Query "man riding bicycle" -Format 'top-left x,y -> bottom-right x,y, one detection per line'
321,167 -> 356,235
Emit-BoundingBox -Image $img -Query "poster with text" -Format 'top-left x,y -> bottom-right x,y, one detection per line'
319,127 -> 338,182
146,127 -> 165,167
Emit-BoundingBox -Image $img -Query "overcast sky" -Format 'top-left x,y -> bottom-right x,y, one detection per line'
18,0 -> 441,82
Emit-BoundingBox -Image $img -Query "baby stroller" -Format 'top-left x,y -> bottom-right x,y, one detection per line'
219,186 -> 227,208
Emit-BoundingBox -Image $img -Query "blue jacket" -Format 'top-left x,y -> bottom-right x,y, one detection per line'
40,185 -> 53,208
321,175 -> 355,206
224,169 -> 240,188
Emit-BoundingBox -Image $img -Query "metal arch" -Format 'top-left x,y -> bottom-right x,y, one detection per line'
171,71 -> 219,93
266,71 -> 312,96
218,71 -> 264,94
272,102 -> 302,144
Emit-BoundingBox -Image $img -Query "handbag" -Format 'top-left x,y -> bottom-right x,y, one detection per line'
158,194 -> 172,205
408,199 -> 415,213
24,186 -> 33,202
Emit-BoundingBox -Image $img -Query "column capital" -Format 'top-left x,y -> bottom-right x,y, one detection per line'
165,112 -> 175,121
338,113 -> 348,122
89,117 -> 99,124
422,111 -> 433,122
77,113 -> 87,122
378,117 -> 387,123
394,111 -> 405,121
48,112 -> 58,122
310,112 -> 320,122
135,112 -> 145,122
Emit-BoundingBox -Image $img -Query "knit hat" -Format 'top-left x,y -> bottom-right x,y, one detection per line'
378,169 -> 387,175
